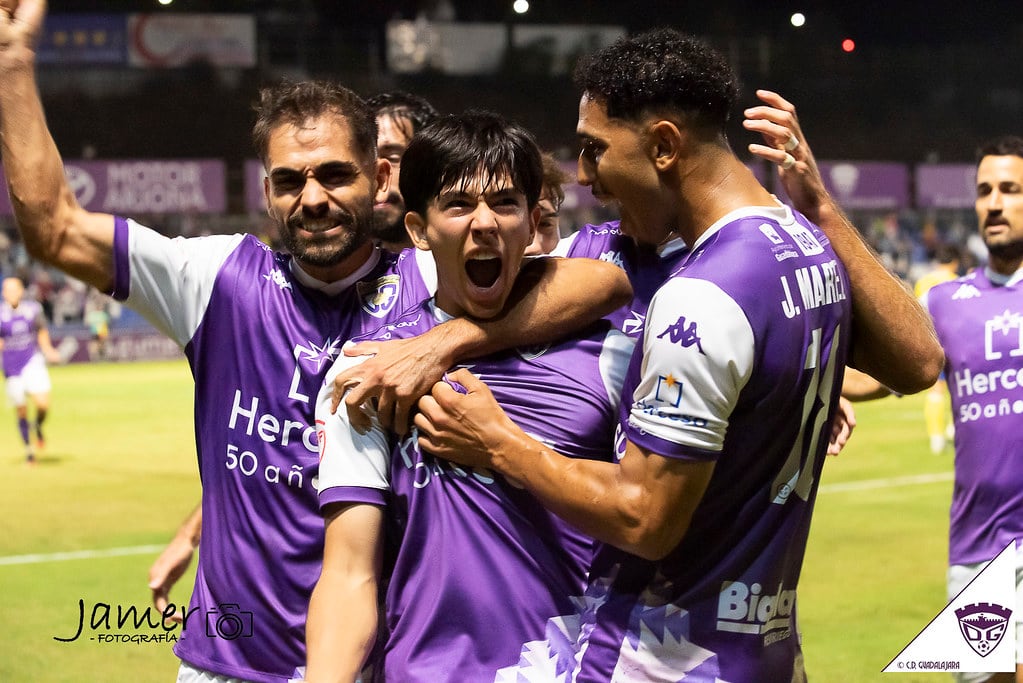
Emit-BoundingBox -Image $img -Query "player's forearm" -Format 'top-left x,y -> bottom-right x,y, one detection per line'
489,429 -> 666,560
0,57 -> 70,258
175,504 -> 202,547
0,31 -> 115,290
433,257 -> 632,360
815,201 -> 943,394
304,568 -> 378,683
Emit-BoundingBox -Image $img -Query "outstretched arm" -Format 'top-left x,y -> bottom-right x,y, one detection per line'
334,256 -> 631,433
743,90 -> 943,395
0,0 -> 116,291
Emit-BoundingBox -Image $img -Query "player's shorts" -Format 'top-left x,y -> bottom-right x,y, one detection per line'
177,661 -> 312,683
5,353 -> 51,407
177,661 -> 259,683
947,542 -> 1023,683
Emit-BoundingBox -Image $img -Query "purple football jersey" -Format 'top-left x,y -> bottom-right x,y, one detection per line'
565,206 -> 850,682
317,299 -> 631,681
565,221 -> 688,340
0,298 -> 47,377
110,217 -> 430,682
927,269 -> 1023,566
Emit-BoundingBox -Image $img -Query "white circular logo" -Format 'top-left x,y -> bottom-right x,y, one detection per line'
64,165 -> 97,208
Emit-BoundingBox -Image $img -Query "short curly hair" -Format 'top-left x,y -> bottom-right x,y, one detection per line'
573,28 -> 739,131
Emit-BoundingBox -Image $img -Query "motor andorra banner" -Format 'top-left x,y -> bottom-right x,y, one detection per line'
885,541 -> 1017,675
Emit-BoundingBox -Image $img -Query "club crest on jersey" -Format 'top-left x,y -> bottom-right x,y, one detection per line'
358,275 -> 401,318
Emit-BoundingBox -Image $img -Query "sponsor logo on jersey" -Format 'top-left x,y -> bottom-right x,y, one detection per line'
263,268 -> 292,291
654,374 -> 683,407
599,249 -> 625,269
952,283 -> 982,300
717,580 -> 796,645
358,274 -> 401,318
656,315 -> 705,354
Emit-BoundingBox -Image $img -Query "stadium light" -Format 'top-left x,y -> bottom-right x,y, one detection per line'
158,0 -> 173,5
512,0 -> 529,14
790,13 -> 806,28
841,38 -> 856,52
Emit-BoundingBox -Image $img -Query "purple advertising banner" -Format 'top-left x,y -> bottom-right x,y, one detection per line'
775,161 -> 910,210
51,327 -> 183,364
39,14 -> 127,65
916,163 -> 977,209
0,160 -> 226,215
244,159 -> 267,213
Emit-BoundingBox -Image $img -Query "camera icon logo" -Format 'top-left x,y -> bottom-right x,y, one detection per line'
206,603 -> 254,640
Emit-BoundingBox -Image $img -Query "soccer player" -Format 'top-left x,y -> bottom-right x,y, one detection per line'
914,242 -> 962,453
923,136 -> 1023,683
524,151 -> 570,256
0,3 -> 629,681
307,110 -> 632,682
0,275 -> 60,464
368,91 -> 439,253
410,30 -> 940,680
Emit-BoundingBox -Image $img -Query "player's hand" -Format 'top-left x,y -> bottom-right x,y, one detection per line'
742,89 -> 830,222
827,396 -> 857,456
0,0 -> 46,63
414,368 -> 519,471
331,336 -> 450,436
147,534 -> 195,623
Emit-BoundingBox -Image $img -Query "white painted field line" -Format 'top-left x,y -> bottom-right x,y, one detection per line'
0,544 -> 165,566
0,473 -> 954,565
818,470 -> 953,494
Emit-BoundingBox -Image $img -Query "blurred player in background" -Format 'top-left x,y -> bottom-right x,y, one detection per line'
923,136 -> 1023,683
914,242 -> 962,453
0,275 -> 60,464
525,151 -> 570,256
367,90 -> 438,253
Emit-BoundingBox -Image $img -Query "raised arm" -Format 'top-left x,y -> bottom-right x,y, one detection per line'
743,90 -> 943,395
0,0 -> 116,291
334,255 -> 631,433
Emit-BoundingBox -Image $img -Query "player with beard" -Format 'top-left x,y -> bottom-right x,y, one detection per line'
0,3 -> 630,681
367,91 -> 438,253
923,136 -> 1023,683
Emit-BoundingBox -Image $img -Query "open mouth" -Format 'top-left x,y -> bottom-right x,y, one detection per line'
465,254 -> 502,288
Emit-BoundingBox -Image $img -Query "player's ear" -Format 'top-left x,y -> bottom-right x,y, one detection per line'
650,119 -> 683,171
374,159 -> 391,205
405,212 -> 431,251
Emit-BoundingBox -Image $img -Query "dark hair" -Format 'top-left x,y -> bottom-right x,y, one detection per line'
399,110 -> 543,217
252,80 -> 377,166
367,91 -> 439,138
540,152 -> 569,209
573,27 -> 739,131
934,242 -> 962,265
977,136 -> 1023,162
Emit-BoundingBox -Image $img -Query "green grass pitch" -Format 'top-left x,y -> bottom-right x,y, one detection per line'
0,360 -> 955,681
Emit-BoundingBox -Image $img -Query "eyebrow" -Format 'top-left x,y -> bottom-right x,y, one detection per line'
269,161 -> 359,182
